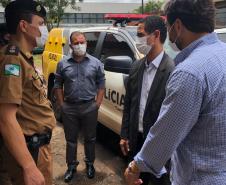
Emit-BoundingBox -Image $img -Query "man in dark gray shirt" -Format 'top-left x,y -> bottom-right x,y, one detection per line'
54,31 -> 105,183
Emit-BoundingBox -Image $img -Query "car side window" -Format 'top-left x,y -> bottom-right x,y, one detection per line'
84,32 -> 100,55
100,33 -> 134,61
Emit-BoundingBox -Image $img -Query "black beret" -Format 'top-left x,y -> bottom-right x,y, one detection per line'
5,0 -> 46,34
5,0 -> 46,19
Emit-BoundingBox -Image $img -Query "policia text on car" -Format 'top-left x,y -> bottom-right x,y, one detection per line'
0,1 -> 56,185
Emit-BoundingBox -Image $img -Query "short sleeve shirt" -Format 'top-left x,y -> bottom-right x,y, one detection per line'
0,45 -> 56,135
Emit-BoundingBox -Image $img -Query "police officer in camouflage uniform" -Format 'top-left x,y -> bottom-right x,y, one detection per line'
0,1 -> 56,185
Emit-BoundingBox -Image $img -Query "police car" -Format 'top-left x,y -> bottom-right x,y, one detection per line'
42,26 -> 226,135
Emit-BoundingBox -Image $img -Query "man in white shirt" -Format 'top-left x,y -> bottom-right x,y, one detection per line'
120,15 -> 174,185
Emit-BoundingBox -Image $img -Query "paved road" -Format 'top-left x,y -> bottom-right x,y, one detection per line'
52,123 -> 127,185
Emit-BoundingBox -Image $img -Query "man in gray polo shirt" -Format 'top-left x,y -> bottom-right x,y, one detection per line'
54,31 -> 105,183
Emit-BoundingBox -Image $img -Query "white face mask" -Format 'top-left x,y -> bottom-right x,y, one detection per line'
168,41 -> 180,52
72,43 -> 87,56
36,26 -> 49,47
136,36 -> 152,55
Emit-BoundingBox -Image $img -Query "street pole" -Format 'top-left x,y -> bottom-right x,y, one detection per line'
142,0 -> 144,14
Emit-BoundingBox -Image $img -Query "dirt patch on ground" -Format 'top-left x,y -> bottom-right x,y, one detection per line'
52,123 -> 127,185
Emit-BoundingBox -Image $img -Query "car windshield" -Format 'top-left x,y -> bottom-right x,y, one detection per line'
124,26 -> 179,59
124,26 -> 138,39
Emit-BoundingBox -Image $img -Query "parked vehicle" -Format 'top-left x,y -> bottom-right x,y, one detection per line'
42,26 -> 226,135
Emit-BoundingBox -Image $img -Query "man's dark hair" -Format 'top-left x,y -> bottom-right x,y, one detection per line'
143,16 -> 167,44
165,0 -> 215,33
70,31 -> 86,43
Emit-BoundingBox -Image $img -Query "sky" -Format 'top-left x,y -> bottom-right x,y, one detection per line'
83,0 -> 149,3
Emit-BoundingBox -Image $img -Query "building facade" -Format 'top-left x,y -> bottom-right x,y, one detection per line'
215,0 -> 226,27
62,2 -> 141,24
0,1 -> 225,27
0,2 -> 141,24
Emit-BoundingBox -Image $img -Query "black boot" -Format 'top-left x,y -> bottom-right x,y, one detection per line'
64,162 -> 78,183
86,163 -> 95,179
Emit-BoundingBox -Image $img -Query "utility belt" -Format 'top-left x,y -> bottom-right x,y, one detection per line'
25,131 -> 52,163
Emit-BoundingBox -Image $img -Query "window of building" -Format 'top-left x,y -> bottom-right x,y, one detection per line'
90,14 -> 97,19
68,13 -> 75,23
100,32 -> 134,61
216,8 -> 226,28
77,13 -> 83,19
62,14 -> 69,23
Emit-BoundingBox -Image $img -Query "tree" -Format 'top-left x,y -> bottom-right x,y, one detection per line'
0,0 -> 83,28
0,0 -> 9,8
134,0 -> 164,15
38,0 -> 83,28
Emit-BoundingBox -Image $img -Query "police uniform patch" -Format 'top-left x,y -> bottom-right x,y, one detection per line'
36,5 -> 41,12
4,64 -> 20,76
5,45 -> 19,55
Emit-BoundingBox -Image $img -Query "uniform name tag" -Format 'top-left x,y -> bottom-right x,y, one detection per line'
4,64 -> 20,76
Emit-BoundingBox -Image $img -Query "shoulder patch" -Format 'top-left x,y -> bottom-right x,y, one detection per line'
4,64 -> 20,77
5,45 -> 19,56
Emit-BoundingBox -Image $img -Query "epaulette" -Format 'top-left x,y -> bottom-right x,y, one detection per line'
5,45 -> 19,56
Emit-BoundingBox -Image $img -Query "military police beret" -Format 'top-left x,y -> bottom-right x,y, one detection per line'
5,0 -> 46,19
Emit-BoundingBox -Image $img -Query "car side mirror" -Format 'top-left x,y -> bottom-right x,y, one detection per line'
104,56 -> 132,74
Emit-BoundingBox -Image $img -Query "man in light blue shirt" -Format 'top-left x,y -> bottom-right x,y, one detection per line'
124,0 -> 226,185
54,32 -> 105,182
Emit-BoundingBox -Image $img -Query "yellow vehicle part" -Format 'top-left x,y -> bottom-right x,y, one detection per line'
42,28 -> 67,92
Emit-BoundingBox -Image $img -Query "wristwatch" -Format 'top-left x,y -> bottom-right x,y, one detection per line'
128,161 -> 140,173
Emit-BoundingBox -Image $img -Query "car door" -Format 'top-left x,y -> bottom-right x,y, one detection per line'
96,31 -> 136,134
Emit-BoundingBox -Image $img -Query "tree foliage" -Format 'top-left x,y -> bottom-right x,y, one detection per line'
38,0 -> 83,28
134,0 -> 164,15
0,0 -> 83,28
0,0 -> 9,8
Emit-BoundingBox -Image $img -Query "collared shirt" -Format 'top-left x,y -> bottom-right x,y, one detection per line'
138,51 -> 164,132
54,53 -> 105,102
134,32 -> 226,185
0,44 -> 56,135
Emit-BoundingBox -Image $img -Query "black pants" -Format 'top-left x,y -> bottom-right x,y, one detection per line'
129,133 -> 171,185
62,101 -> 98,167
